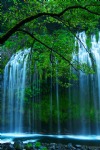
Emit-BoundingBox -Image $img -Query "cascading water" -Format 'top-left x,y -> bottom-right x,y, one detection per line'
73,32 -> 92,134
2,49 -> 30,133
50,64 -> 53,133
56,61 -> 60,134
69,31 -> 100,135
2,48 -> 42,133
2,31 -> 100,136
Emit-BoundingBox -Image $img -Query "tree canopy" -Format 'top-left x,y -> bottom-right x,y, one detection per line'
0,0 -> 100,82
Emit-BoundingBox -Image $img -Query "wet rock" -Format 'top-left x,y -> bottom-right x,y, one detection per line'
87,148 -> 91,150
75,145 -> 82,148
7,144 -> 15,150
42,143 -> 49,148
1,143 -> 15,150
75,144 -> 84,150
55,143 -> 64,149
0,145 -> 2,150
14,141 -> 24,150
0,143 -> 2,149
67,143 -> 76,149
49,143 -> 56,150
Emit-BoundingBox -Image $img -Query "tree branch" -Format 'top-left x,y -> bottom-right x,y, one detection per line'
57,18 -> 95,62
0,13 -> 58,44
59,5 -> 100,16
18,29 -> 79,71
0,5 -> 100,44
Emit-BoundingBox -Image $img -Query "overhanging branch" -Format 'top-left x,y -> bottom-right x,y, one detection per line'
18,29 -> 79,71
57,18 -> 95,62
0,5 -> 100,44
59,5 -> 100,16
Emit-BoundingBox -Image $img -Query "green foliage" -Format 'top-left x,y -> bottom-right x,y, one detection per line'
0,46 -> 12,73
86,36 -> 92,50
95,29 -> 99,42
80,63 -> 95,74
25,143 -> 33,150
88,107 -> 95,121
40,98 -> 51,123
1,0 -> 100,85
35,142 -> 41,148
41,147 -> 48,150
34,142 -> 48,150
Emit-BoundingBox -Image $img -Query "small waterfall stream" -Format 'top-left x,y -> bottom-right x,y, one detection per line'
50,64 -> 53,133
56,61 -> 60,134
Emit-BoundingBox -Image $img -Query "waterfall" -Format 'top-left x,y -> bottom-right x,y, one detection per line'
69,31 -> 100,135
32,69 -> 41,132
91,32 -> 100,134
2,49 -> 30,133
50,64 -> 53,133
56,61 -> 60,134
2,31 -> 100,135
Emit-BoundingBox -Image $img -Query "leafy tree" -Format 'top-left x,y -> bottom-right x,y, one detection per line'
0,0 -> 100,78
